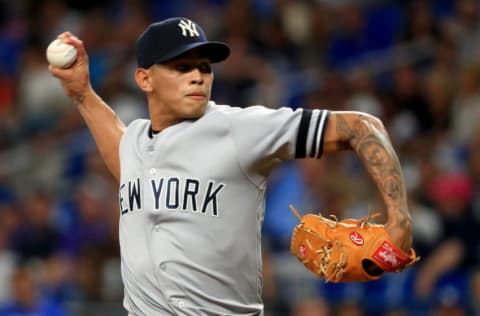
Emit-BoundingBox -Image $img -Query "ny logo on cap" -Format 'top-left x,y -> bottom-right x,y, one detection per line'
178,19 -> 200,37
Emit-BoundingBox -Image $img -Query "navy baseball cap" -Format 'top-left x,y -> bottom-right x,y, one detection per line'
136,17 -> 230,68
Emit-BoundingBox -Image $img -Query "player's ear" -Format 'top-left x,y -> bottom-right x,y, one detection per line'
134,68 -> 153,92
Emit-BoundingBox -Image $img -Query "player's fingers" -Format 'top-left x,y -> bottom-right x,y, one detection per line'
57,32 -> 78,45
57,32 -> 88,62
49,64 -> 66,77
48,64 -> 78,81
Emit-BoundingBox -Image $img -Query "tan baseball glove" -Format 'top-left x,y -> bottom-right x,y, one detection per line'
289,205 -> 418,283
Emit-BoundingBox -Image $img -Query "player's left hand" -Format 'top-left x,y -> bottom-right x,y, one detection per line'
384,208 -> 413,253
289,205 -> 419,283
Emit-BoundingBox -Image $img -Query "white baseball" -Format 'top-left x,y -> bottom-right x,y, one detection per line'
46,38 -> 77,68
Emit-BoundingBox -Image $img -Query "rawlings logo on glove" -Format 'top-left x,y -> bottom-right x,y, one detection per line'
289,205 -> 418,283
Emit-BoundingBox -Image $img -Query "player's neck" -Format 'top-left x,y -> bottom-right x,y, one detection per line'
148,126 -> 161,138
148,105 -> 183,132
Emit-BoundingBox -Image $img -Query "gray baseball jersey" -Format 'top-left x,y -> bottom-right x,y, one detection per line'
118,101 -> 330,315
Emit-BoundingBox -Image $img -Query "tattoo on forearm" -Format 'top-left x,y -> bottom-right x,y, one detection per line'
357,138 -> 403,200
73,94 -> 85,106
336,115 -> 408,220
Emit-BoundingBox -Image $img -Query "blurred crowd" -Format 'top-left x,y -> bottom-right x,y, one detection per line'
0,0 -> 479,315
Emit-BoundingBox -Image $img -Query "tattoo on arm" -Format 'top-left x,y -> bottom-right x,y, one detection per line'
73,94 -> 85,106
335,114 -> 409,226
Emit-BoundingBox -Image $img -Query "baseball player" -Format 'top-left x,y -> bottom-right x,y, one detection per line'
49,17 -> 413,316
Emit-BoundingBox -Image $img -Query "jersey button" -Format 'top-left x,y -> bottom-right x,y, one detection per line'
159,263 -> 166,271
154,225 -> 160,232
178,300 -> 185,308
149,168 -> 157,175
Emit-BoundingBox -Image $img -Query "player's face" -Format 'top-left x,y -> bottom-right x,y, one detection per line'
149,56 -> 213,120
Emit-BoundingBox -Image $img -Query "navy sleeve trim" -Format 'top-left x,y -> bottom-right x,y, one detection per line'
317,111 -> 331,159
295,109 -> 312,158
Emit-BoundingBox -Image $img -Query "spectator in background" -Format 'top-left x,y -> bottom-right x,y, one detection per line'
0,266 -> 67,316
414,171 -> 477,309
429,285 -> 468,316
38,254 -> 77,305
326,3 -> 368,69
345,68 -> 383,119
451,65 -> 480,144
444,0 -> 480,66
465,127 -> 480,315
10,190 -> 59,263
422,69 -> 453,136
401,1 -> 441,44
58,176 -> 116,258
400,1 -> 441,70
290,297 -> 330,316
389,64 -> 433,141
335,301 -> 365,316
0,221 -> 16,305
471,269 -> 480,316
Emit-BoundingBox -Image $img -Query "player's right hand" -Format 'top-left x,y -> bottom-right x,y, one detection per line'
48,32 -> 93,104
